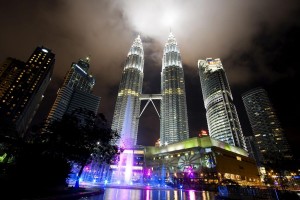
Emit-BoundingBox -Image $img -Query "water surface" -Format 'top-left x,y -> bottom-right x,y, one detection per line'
78,187 -> 217,200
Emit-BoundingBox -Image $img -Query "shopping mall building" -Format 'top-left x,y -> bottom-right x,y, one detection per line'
109,136 -> 260,186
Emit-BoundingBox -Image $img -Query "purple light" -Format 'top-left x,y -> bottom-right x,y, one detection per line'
146,189 -> 150,200
189,190 -> 196,200
124,151 -> 134,184
147,169 -> 151,176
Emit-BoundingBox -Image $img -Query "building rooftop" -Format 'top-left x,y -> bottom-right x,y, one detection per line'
145,136 -> 248,157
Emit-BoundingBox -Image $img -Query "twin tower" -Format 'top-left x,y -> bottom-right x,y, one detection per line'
112,33 -> 189,148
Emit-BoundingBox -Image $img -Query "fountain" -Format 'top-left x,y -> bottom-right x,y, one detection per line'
113,149 -> 134,185
67,96 -> 137,187
124,150 -> 133,184
110,96 -> 136,185
68,96 -> 166,189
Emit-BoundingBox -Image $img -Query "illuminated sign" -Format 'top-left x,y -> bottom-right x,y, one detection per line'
199,130 -> 208,137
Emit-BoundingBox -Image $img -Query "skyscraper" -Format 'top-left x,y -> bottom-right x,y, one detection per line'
198,58 -> 246,150
111,35 -> 144,148
242,87 -> 293,163
244,136 -> 263,165
46,57 -> 100,124
160,32 -> 189,145
0,46 -> 55,136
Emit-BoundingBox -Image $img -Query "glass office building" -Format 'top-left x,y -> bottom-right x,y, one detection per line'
242,87 -> 293,163
198,58 -> 246,150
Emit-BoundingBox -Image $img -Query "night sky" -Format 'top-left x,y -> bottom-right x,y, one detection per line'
0,1 -> 299,158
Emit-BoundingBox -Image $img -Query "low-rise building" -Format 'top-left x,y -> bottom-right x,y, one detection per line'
144,136 -> 260,186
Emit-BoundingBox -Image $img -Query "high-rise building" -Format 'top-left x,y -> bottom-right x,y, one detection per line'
111,35 -> 144,148
160,32 -> 189,145
46,57 -> 100,124
244,136 -> 263,166
242,87 -> 293,163
0,46 -> 55,136
198,58 -> 246,150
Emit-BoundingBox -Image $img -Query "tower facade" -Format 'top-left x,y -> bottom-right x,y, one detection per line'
111,35 -> 144,148
46,57 -> 100,124
198,58 -> 246,150
0,46 -> 55,136
242,87 -> 293,163
160,33 -> 189,145
244,136 -> 263,165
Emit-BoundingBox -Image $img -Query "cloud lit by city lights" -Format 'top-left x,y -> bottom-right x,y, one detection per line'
0,0 -> 299,151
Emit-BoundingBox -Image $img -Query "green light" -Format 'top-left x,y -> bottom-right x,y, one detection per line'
0,153 -> 7,162
145,137 -> 248,157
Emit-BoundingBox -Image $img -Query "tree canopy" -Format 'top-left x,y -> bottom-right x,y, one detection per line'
44,108 -> 121,187
0,108 -> 121,195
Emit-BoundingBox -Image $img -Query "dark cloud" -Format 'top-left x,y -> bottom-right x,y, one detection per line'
0,1 -> 299,156
224,22 -> 300,86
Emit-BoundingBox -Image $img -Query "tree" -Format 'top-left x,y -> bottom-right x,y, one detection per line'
263,151 -> 296,190
0,120 -> 19,163
45,108 -> 121,188
0,127 -> 71,197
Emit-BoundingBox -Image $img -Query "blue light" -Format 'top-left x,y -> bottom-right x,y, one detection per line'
104,180 -> 108,184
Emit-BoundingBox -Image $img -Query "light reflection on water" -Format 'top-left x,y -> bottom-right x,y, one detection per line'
79,188 -> 216,200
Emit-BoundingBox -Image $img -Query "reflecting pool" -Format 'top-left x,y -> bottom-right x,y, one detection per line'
77,187 -> 217,200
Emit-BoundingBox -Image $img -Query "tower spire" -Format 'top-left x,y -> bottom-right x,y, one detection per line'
85,55 -> 91,63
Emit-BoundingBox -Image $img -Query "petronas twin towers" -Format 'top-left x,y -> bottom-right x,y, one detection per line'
111,35 -> 145,148
111,33 -> 189,148
161,33 -> 189,145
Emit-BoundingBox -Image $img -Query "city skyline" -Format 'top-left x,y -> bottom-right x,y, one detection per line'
0,1 -> 299,157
